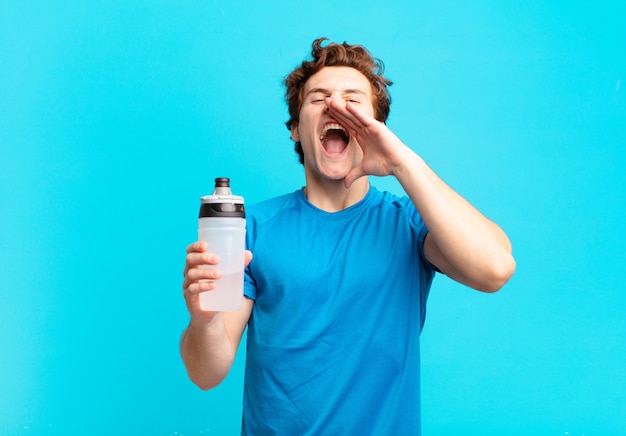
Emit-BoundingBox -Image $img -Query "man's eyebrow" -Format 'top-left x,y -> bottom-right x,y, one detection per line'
305,88 -> 368,96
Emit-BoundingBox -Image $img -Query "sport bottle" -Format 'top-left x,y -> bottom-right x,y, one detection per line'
198,177 -> 246,311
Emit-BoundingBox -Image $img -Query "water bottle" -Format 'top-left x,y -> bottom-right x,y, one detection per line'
198,177 -> 246,311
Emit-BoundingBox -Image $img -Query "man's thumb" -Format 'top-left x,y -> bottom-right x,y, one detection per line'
344,167 -> 366,189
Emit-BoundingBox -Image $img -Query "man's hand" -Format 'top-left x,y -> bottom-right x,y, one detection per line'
325,92 -> 412,188
182,241 -> 253,322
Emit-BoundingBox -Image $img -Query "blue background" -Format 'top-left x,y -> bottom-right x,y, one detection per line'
1,1 -> 624,435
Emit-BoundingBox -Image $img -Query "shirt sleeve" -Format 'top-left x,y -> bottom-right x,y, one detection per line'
244,216 -> 257,301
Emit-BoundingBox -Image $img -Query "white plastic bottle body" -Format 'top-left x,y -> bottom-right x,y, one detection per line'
197,217 -> 246,311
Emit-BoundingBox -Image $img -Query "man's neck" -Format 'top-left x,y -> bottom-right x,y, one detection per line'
304,177 -> 370,212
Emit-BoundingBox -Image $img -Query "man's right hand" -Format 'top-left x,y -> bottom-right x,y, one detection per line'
182,241 -> 252,322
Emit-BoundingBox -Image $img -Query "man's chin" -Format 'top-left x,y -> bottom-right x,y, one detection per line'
322,162 -> 353,179
305,155 -> 360,183
307,166 -> 349,184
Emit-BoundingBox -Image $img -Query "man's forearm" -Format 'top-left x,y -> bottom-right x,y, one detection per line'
394,151 -> 515,292
180,314 -> 235,390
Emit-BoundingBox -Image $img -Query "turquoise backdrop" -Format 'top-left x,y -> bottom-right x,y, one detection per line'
1,1 -> 624,435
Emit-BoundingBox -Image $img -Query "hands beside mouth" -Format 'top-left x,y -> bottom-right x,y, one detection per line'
324,94 -> 414,189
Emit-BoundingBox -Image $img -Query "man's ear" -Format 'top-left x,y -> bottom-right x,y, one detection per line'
290,124 -> 300,142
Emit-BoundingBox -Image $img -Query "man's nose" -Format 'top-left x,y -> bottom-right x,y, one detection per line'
329,90 -> 342,101
324,91 -> 342,112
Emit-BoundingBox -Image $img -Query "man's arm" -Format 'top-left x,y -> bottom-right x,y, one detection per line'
180,300 -> 253,389
393,152 -> 515,292
180,242 -> 253,389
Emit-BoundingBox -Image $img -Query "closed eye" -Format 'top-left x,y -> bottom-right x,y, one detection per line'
344,94 -> 362,104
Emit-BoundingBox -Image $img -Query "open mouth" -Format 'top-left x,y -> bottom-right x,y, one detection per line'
320,123 -> 349,156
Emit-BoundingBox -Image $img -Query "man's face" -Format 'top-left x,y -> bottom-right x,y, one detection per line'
291,66 -> 375,183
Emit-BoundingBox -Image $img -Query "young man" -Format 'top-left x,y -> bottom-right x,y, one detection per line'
181,38 -> 515,434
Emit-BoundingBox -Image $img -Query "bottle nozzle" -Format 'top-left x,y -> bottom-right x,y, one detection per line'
212,177 -> 232,195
